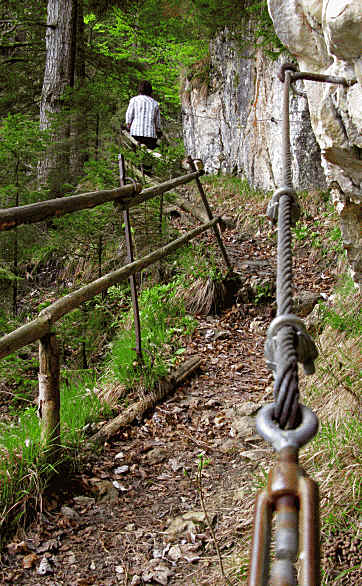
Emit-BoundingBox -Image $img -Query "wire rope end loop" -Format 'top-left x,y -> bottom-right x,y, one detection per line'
256,404 -> 318,452
278,62 -> 299,83
265,314 -> 319,375
267,187 -> 300,226
264,313 -> 318,374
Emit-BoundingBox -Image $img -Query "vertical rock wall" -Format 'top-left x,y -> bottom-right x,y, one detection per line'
267,0 -> 361,287
181,34 -> 326,191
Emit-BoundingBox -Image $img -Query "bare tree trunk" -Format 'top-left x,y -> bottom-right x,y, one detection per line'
69,0 -> 88,180
38,0 -> 75,195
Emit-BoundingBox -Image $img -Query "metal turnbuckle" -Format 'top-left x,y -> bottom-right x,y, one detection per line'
266,187 -> 301,227
249,408 -> 320,585
248,447 -> 320,585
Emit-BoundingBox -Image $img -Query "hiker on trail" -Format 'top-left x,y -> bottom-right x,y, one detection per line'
125,81 -> 162,150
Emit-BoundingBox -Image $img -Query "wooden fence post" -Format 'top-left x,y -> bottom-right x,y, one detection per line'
186,156 -> 232,271
38,332 -> 60,451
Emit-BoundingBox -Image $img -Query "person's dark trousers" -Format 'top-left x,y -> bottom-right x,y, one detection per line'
132,136 -> 157,150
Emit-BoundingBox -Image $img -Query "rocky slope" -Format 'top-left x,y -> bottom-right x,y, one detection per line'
270,0 -> 361,286
182,4 -> 361,288
181,34 -> 326,191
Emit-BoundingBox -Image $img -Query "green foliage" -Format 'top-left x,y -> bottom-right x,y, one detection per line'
25,202 -> 120,295
312,419 -> 359,471
84,2 -> 208,117
318,274 -> 361,336
153,140 -> 186,178
55,285 -> 131,372
293,217 -> 345,257
318,302 -> 361,336
0,353 -> 38,407
107,279 -> 196,389
245,1 -> 285,57
178,0 -> 285,57
60,371 -> 104,447
0,1 -> 47,117
201,173 -> 267,208
0,114 -> 48,204
301,274 -> 361,545
292,220 -> 309,241
197,452 -> 211,472
326,225 -> 344,255
0,113 -> 50,313
0,370 -> 105,543
0,310 -> 38,405
254,282 -> 272,305
0,266 -> 21,282
0,407 -> 56,544
172,242 -> 223,282
82,157 -> 119,190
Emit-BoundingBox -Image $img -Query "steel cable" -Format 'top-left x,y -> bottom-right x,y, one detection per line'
249,63 -> 351,583
273,70 -> 300,429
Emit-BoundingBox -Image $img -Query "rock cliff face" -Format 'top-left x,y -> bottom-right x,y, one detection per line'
269,1 -> 361,286
181,35 -> 326,191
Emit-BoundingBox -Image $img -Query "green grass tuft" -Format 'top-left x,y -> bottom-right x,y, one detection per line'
107,280 -> 197,390
0,370 -> 105,545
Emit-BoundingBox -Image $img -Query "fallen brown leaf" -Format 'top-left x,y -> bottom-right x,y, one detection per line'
22,552 -> 38,569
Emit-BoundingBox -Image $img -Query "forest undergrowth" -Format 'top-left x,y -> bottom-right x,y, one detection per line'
0,175 -> 360,585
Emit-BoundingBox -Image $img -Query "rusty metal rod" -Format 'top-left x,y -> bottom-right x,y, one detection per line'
248,490 -> 272,585
248,446 -> 320,585
186,156 -> 232,271
299,476 -> 320,585
290,71 -> 350,86
270,494 -> 298,585
118,155 -> 142,361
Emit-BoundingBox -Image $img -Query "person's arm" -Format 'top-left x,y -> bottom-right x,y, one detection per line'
125,99 -> 134,131
155,105 -> 161,136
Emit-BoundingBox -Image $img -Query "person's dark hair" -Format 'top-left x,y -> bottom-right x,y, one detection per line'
138,80 -> 153,96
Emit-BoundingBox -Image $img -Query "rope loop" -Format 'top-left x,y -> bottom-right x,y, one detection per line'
267,187 -> 300,226
265,313 -> 319,375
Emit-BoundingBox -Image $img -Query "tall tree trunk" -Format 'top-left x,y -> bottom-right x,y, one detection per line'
70,0 -> 88,180
38,0 -> 75,196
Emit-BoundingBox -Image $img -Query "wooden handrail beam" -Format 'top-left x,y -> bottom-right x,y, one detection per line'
0,171 -> 203,231
0,217 -> 220,359
0,183 -> 142,231
126,171 -> 204,209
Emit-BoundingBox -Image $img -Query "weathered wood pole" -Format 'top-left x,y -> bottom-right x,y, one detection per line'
0,183 -> 142,232
0,217 -> 221,360
186,156 -> 232,271
118,154 -> 142,361
38,332 -> 60,451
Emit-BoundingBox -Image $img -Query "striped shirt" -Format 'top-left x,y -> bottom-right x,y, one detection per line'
126,94 -> 161,138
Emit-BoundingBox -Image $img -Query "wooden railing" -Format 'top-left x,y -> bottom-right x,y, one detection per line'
0,160 -> 231,452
